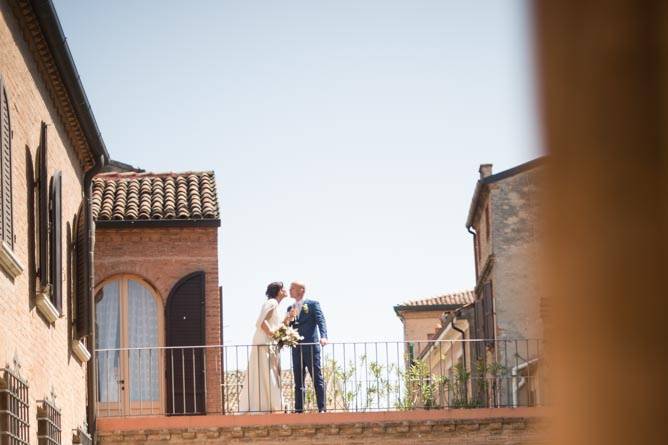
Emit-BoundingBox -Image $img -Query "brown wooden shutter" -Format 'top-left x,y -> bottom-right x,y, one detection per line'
50,171 -> 62,312
474,297 -> 484,339
37,122 -> 48,286
165,271 -> 205,414
0,79 -> 12,248
473,297 -> 485,359
482,282 -> 494,342
74,198 -> 92,337
472,293 -> 489,406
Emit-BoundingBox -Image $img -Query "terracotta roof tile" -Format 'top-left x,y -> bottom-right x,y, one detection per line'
397,290 -> 475,309
92,171 -> 219,222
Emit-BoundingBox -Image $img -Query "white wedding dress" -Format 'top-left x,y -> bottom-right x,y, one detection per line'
238,298 -> 283,413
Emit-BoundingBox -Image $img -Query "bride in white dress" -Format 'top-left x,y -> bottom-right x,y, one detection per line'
239,281 -> 290,413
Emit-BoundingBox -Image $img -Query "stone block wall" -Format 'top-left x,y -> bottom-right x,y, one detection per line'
490,167 -> 544,341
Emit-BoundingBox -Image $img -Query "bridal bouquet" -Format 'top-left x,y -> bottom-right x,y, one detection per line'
272,325 -> 303,349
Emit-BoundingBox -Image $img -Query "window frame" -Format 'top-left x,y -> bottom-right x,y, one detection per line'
49,171 -> 62,313
37,122 -> 48,288
94,275 -> 165,417
33,122 -> 66,323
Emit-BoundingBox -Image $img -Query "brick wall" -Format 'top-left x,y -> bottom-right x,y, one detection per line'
96,409 -> 547,445
0,2 -> 89,443
489,167 -> 544,341
468,165 -> 544,342
94,226 -> 221,412
467,165 -> 545,408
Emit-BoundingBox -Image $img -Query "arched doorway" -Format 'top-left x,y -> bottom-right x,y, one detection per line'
95,276 -> 163,416
165,271 -> 206,414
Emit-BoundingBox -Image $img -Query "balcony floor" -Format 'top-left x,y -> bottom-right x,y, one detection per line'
97,406 -> 547,431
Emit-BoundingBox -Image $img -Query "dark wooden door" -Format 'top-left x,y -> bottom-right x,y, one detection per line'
165,272 -> 206,414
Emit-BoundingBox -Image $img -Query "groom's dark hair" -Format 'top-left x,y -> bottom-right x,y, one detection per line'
266,281 -> 284,299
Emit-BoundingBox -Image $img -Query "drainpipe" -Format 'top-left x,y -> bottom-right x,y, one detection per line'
467,226 -> 479,278
451,313 -> 468,372
84,154 -> 106,440
449,313 -> 468,404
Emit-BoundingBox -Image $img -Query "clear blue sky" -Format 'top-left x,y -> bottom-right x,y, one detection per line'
54,0 -> 541,345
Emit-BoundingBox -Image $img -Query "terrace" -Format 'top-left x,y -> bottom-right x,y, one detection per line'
93,339 -> 547,443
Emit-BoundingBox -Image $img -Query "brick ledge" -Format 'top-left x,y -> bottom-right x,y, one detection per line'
97,407 -> 548,432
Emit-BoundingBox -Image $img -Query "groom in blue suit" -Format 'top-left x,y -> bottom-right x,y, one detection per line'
287,281 -> 328,412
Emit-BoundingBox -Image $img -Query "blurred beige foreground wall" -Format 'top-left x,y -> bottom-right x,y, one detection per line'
534,1 -> 668,444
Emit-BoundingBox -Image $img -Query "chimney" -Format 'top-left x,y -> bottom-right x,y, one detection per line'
479,163 -> 493,179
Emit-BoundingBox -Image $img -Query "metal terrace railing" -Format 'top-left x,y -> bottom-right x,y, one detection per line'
94,339 -> 544,417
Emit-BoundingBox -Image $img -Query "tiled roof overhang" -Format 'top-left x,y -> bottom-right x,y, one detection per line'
92,171 -> 220,228
393,290 -> 475,316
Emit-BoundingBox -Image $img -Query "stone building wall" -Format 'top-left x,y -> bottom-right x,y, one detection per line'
490,167 -> 544,341
398,310 -> 446,357
0,2 -> 90,442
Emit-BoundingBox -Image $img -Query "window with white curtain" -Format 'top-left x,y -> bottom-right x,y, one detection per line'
128,279 -> 159,401
95,277 -> 162,415
95,280 -> 120,403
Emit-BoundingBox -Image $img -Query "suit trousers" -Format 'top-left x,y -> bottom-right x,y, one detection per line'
292,343 -> 326,412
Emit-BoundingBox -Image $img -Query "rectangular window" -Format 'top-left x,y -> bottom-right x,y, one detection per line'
36,399 -> 61,445
49,171 -> 62,313
485,205 -> 491,242
37,122 -> 48,287
35,123 -> 63,312
0,368 -> 30,445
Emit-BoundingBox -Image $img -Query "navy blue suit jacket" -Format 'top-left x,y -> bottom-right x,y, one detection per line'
288,299 -> 328,343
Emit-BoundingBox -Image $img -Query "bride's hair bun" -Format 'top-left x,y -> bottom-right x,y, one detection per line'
266,281 -> 284,299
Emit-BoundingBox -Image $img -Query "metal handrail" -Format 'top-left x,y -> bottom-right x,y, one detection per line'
94,338 -> 543,352
93,338 -> 545,417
